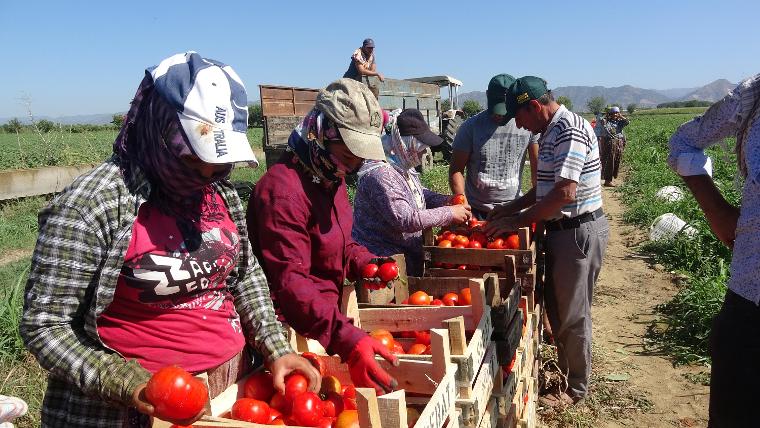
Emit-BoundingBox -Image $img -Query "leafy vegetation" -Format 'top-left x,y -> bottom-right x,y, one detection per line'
656,100 -> 712,108
586,96 -> 606,115
556,96 -> 573,112
462,100 -> 483,118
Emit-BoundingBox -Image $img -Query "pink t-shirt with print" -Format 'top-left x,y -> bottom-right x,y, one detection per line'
98,192 -> 245,373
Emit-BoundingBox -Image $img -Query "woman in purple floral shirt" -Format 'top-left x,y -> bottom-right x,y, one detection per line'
352,109 -> 472,276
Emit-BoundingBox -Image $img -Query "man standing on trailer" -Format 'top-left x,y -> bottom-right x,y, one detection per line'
343,38 -> 385,83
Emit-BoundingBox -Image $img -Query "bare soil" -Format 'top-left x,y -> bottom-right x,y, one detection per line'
540,184 -> 710,428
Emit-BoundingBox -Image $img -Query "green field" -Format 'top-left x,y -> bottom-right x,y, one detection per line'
1,110 -> 728,426
0,127 -> 264,170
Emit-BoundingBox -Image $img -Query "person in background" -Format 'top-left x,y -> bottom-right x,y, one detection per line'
352,109 -> 472,276
667,73 -> 760,428
343,38 -> 384,83
248,78 -> 400,395
449,74 -> 539,220
486,76 -> 608,407
597,106 -> 630,186
20,52 -> 319,428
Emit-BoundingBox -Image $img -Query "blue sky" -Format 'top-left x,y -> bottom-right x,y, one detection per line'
1,0 -> 759,118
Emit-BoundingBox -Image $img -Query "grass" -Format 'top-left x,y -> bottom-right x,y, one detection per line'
615,112 -> 736,365
0,127 -> 264,170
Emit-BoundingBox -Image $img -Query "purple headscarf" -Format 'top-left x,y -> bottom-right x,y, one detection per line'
113,74 -> 232,219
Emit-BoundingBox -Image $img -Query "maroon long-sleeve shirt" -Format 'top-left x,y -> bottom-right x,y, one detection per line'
247,153 -> 375,360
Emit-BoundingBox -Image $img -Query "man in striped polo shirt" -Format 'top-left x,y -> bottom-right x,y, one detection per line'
486,76 -> 609,406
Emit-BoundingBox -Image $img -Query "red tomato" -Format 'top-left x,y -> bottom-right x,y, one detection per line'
144,365 -> 208,421
391,340 -> 405,354
243,371 -> 275,402
457,264 -> 467,270
467,219 -> 482,229
487,238 -> 504,249
436,230 -> 450,242
370,329 -> 395,352
284,373 -> 309,402
430,298 -> 444,306
335,410 -> 360,428
343,395 -> 357,411
467,240 -> 482,249
270,419 -> 286,426
291,392 -> 323,426
505,234 -> 520,250
323,391 -> 344,417
301,352 -> 326,376
408,291 -> 430,305
342,384 -> 356,399
453,235 -> 470,246
437,239 -> 452,248
269,408 -> 283,422
414,331 -> 431,345
407,343 -> 427,355
442,292 -> 459,306
269,393 -> 289,414
454,244 -> 465,249
459,288 -> 472,305
444,232 -> 458,242
377,262 -> 399,282
230,398 -> 270,424
317,417 -> 335,428
361,263 -> 379,278
451,194 -> 466,205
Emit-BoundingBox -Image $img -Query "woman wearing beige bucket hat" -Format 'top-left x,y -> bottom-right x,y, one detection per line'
248,78 -> 401,395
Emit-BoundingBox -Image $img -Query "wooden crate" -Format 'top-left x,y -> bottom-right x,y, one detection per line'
456,343 -> 501,428
155,329 -> 458,428
494,306 -> 523,366
423,227 -> 535,273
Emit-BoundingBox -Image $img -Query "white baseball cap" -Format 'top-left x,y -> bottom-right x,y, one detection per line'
149,52 -> 258,166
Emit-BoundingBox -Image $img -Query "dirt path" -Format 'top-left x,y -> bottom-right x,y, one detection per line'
541,184 -> 710,427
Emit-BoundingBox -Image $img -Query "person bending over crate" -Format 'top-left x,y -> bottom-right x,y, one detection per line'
352,108 -> 472,276
248,78 -> 401,396
486,76 -> 609,407
19,52 -> 320,428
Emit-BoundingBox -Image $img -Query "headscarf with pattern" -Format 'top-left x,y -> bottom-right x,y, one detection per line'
286,108 -> 343,184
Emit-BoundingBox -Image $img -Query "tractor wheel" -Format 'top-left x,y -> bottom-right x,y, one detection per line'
439,115 -> 463,162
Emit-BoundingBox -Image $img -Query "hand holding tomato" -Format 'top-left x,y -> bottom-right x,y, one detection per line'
484,215 -> 520,238
269,353 -> 321,397
450,194 -> 466,205
133,366 -> 209,426
449,204 -> 472,224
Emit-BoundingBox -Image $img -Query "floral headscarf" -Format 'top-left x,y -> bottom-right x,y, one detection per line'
286,108 -> 343,184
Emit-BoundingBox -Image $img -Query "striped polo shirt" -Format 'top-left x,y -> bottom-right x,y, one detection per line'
536,105 -> 603,219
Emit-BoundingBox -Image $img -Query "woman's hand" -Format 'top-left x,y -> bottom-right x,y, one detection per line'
132,383 -> 209,426
269,353 -> 322,395
449,204 -> 472,224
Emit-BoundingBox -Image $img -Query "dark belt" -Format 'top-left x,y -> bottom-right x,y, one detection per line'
545,208 -> 604,231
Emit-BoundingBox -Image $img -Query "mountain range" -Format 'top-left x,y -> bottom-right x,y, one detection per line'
458,79 -> 736,112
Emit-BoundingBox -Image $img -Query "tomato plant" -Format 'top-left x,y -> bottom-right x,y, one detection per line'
230,398 -> 270,424
144,365 -> 208,421
243,371 -> 275,402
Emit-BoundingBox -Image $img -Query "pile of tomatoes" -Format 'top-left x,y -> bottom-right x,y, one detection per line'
233,352 -> 359,427
360,260 -> 400,290
435,227 -> 521,250
369,328 -> 433,356
400,288 -> 472,306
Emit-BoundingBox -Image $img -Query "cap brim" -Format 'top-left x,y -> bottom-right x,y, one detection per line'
179,116 -> 259,167
337,127 -> 386,161
415,129 -> 443,147
489,102 -> 508,116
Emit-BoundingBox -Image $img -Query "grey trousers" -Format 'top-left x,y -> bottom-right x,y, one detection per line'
544,215 -> 609,397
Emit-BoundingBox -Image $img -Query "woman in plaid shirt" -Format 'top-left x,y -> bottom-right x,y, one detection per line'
19,52 -> 319,428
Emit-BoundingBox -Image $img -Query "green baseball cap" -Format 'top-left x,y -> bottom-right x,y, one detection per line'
504,76 -> 549,120
486,74 -> 516,115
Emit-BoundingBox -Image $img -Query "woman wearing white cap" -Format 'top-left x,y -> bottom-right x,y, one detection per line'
598,106 -> 630,186
20,52 -> 319,427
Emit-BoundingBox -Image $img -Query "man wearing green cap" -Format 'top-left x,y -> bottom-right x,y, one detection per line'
486,76 -> 608,406
448,74 -> 539,219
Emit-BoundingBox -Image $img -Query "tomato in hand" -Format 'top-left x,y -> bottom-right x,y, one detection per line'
442,292 -> 459,306
361,263 -> 379,278
144,365 -> 208,421
377,262 -> 399,282
230,398 -> 270,424
284,373 -> 309,402
451,194 -> 466,205
291,392 -> 323,426
301,352 -> 326,376
243,371 -> 275,402
459,288 -> 472,305
408,291 -> 430,305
